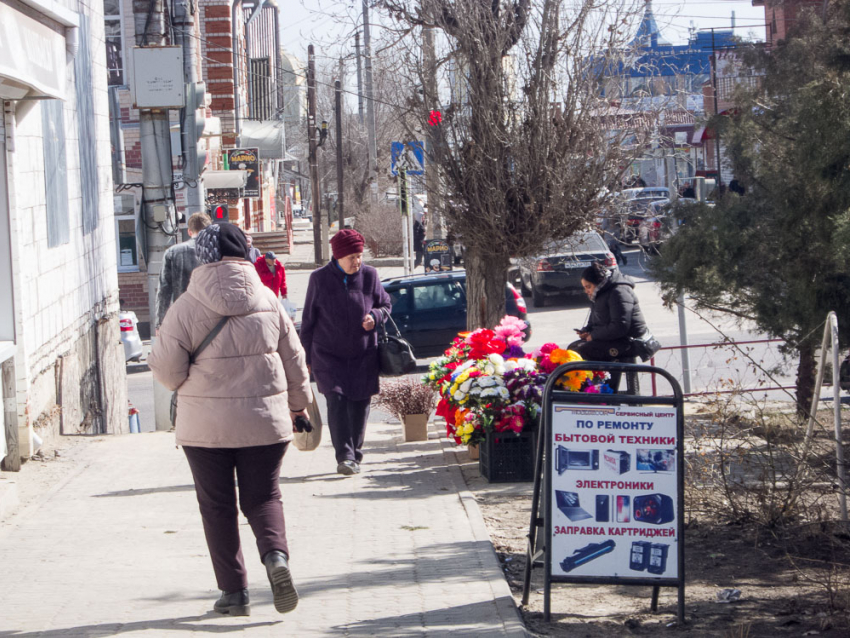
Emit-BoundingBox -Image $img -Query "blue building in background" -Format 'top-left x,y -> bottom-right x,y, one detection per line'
601,1 -> 737,107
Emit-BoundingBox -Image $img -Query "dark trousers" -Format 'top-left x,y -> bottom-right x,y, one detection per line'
325,392 -> 371,463
571,339 -> 634,392
183,442 -> 289,593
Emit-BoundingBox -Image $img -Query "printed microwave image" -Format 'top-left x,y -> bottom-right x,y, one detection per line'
633,493 -> 675,525
636,448 -> 676,473
603,449 -> 630,475
555,446 -> 599,474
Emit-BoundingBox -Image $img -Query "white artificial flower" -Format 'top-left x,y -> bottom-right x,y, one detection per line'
453,390 -> 466,401
460,379 -> 473,393
478,376 -> 497,388
483,364 -> 495,375
488,353 -> 505,365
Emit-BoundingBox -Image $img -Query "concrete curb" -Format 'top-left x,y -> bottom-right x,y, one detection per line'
433,421 -> 530,637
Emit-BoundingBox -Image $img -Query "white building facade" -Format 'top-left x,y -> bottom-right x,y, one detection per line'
1,0 -> 127,470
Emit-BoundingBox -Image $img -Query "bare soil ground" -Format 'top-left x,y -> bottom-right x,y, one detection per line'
457,420 -> 850,638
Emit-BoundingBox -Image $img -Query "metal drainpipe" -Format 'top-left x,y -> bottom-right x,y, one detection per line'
232,0 -> 243,139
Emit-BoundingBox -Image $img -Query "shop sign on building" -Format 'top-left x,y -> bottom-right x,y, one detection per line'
227,148 -> 260,198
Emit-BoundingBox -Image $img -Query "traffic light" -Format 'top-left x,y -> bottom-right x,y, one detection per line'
211,203 -> 229,223
428,110 -> 442,126
183,82 -> 207,180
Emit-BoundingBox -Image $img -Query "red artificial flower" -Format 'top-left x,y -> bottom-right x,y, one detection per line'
466,329 -> 505,359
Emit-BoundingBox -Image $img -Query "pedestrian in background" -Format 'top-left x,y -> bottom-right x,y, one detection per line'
299,229 -> 391,476
255,251 -> 287,299
245,231 -> 261,263
148,223 -> 312,617
154,212 -> 211,333
413,217 -> 426,267
600,215 -> 627,266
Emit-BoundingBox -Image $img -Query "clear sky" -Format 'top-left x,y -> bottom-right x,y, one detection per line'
278,1 -> 767,63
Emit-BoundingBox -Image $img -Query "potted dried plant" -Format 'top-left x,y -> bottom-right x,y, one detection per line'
373,378 -> 438,442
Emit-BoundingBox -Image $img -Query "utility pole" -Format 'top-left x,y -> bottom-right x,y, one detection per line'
307,44 -> 324,266
710,28 -> 723,190
133,0 -> 177,431
173,0 -> 204,217
354,31 -> 364,126
362,0 -> 378,202
422,19 -> 442,239
335,79 -> 345,229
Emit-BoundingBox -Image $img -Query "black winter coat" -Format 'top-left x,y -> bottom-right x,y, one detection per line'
582,270 -> 648,342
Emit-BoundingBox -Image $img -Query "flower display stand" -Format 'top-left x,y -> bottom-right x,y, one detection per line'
467,443 -> 480,460
479,430 -> 536,483
402,414 -> 429,442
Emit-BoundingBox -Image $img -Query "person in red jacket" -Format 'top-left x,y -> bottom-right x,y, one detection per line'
255,251 -> 287,298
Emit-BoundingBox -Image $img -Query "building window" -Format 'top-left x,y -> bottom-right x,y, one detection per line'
115,216 -> 140,272
42,100 -> 70,248
104,0 -> 124,86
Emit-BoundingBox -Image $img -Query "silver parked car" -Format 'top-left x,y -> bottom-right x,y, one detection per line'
120,310 -> 144,362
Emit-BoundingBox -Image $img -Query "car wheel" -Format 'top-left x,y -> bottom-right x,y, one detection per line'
532,283 -> 545,308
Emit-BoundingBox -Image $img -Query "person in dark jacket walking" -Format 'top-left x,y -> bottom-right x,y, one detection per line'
255,251 -> 287,298
299,229 -> 391,476
155,212 -> 211,332
574,262 -> 648,362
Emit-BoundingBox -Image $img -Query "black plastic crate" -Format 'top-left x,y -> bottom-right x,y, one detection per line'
479,430 -> 536,483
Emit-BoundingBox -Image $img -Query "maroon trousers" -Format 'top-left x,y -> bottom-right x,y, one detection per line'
183,442 -> 289,593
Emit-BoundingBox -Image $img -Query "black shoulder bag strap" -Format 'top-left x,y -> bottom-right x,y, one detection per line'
190,315 -> 230,364
378,307 -> 403,337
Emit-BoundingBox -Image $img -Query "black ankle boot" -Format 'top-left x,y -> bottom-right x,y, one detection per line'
213,588 -> 250,616
263,550 -> 299,614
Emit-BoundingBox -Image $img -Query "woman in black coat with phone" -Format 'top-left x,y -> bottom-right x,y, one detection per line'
573,262 -> 648,362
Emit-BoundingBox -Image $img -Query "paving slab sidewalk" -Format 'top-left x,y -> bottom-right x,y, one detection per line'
0,418 -> 526,637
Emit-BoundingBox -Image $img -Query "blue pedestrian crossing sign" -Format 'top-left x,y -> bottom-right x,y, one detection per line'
391,141 -> 425,176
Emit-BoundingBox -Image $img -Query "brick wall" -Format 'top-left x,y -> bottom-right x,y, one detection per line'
117,272 -> 150,324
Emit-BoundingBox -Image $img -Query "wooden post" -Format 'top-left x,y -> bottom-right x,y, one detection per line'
2,359 -> 20,471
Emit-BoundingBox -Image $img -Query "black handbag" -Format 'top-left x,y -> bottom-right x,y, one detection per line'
377,309 -> 417,377
170,316 -> 230,427
630,331 -> 662,362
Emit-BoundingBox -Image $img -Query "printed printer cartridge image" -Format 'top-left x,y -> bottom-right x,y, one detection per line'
560,539 -> 616,573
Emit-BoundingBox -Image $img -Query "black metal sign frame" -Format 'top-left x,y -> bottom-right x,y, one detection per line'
521,361 -> 685,624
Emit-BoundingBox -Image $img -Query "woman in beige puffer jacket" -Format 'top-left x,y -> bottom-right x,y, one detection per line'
148,223 -> 311,617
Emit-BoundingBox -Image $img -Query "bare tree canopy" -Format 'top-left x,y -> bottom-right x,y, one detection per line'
379,0 -> 645,328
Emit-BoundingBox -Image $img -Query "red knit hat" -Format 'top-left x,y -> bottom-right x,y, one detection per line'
330,229 -> 365,260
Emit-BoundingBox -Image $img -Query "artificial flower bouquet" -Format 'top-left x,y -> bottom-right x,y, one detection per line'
423,316 -> 613,446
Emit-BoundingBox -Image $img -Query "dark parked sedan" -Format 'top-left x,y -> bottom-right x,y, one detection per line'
381,271 -> 529,359
517,231 -> 617,307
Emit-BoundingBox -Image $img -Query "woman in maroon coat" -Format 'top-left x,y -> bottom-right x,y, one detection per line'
299,229 -> 391,475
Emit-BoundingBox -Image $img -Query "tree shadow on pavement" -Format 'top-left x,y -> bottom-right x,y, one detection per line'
91,484 -> 196,498
297,540 -> 498,595
0,612 -> 280,636
331,598 -> 521,636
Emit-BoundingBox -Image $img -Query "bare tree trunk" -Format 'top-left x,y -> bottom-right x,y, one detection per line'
796,341 -> 816,418
465,249 -> 509,330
